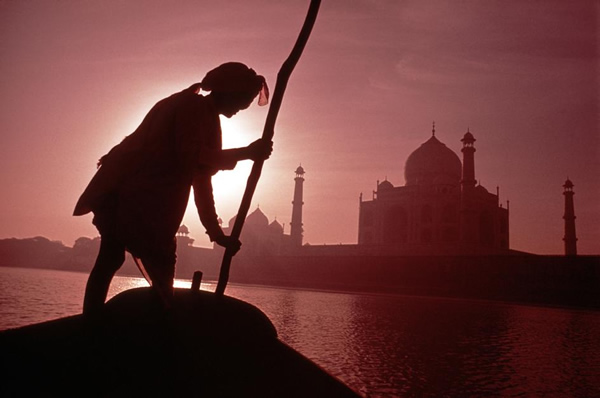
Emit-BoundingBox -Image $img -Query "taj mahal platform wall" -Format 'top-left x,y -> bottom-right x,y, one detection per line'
178,246 -> 600,309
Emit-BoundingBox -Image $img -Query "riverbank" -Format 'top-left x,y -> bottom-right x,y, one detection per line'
2,236 -> 598,309
3,252 -> 599,311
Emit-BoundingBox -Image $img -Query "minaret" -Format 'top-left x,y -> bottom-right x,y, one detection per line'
563,178 -> 577,256
290,165 -> 305,247
461,128 -> 476,188
460,129 -> 477,248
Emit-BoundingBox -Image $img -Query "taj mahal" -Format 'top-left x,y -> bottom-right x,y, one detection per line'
178,124 -> 578,257
358,124 -> 509,255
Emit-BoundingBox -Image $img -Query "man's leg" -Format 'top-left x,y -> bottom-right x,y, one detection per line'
141,242 -> 176,309
83,234 -> 126,315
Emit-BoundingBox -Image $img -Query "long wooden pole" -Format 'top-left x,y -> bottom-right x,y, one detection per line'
215,0 -> 321,296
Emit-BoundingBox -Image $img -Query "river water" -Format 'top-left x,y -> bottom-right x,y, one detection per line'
1,266 -> 599,397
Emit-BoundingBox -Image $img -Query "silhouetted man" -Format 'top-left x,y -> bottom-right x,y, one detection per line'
74,62 -> 272,315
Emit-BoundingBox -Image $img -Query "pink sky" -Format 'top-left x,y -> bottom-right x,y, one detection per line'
1,0 -> 598,254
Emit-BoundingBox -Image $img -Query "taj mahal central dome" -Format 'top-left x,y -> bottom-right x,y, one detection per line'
404,135 -> 462,186
360,127 -> 510,254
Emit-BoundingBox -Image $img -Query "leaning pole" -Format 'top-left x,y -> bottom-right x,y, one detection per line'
215,1 -> 321,296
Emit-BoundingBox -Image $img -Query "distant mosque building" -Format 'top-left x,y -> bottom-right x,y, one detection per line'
358,125 -> 510,255
219,165 -> 306,256
222,207 -> 288,255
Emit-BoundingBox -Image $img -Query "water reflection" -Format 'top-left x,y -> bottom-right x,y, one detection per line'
226,287 -> 600,398
502,306 -> 600,397
1,268 -> 599,397
0,268 -> 87,328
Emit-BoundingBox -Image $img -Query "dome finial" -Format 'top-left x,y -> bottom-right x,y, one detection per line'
432,121 -> 436,137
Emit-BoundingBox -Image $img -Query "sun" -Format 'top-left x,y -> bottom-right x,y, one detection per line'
182,114 -> 266,242
211,116 -> 256,198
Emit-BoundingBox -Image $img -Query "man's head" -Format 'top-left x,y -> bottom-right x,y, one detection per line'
200,62 -> 269,117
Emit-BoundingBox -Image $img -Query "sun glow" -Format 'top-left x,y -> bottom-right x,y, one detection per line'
173,279 -> 215,291
212,116 -> 257,199
182,115 -> 264,244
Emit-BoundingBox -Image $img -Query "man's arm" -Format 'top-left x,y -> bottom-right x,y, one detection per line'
197,138 -> 273,171
192,172 -> 241,253
192,172 -> 223,241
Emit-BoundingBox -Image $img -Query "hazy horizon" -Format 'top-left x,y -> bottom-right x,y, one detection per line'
1,0 -> 598,255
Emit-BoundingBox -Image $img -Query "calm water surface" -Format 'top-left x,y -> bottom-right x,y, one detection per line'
1,267 -> 599,397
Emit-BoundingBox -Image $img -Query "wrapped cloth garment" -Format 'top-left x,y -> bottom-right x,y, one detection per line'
74,84 -> 231,262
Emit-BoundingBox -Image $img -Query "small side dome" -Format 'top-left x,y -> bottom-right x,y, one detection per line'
461,131 -> 475,144
246,207 -> 269,227
563,178 -> 574,189
378,180 -> 394,190
268,219 -> 284,234
475,184 -> 489,194
177,225 -> 189,235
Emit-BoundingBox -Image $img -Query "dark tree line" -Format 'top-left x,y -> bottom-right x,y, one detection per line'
0,236 -> 137,275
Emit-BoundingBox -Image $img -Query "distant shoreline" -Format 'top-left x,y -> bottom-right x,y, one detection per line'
3,257 -> 599,313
